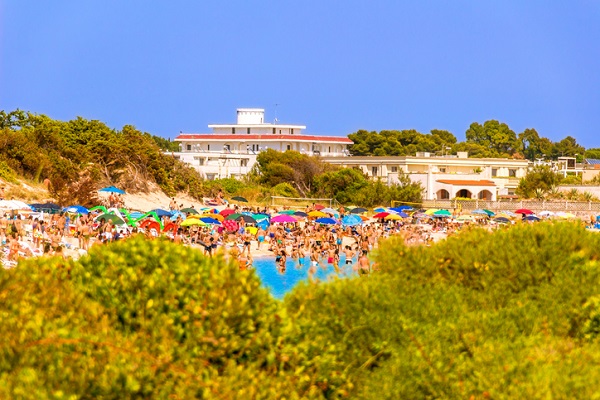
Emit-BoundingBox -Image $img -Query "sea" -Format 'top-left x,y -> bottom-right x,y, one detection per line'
252,254 -> 355,299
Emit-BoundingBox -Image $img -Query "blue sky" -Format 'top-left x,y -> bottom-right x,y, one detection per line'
1,2 -> 599,147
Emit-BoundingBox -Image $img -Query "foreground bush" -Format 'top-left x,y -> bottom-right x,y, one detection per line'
3,223 -> 600,398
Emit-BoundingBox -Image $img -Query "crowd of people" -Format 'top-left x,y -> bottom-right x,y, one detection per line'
3,201 -> 588,275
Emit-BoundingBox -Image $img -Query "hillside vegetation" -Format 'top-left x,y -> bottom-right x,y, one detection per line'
2,222 -> 600,398
0,110 -> 204,206
0,110 -> 424,207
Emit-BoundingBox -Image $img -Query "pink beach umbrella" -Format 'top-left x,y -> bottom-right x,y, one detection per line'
271,214 -> 298,223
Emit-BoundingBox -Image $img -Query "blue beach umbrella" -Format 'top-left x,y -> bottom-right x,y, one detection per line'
373,207 -> 387,213
315,217 -> 338,225
200,217 -> 221,225
341,214 -> 363,227
390,206 -> 413,213
151,208 -> 172,217
98,186 -> 126,195
63,205 -> 89,215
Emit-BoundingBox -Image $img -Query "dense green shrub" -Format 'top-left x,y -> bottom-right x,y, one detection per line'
4,223 -> 600,398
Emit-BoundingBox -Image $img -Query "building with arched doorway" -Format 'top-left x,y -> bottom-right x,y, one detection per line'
321,153 -> 529,200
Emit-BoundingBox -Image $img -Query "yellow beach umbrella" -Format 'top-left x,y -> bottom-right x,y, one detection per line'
308,210 -> 327,218
385,213 -> 403,221
425,209 -> 439,215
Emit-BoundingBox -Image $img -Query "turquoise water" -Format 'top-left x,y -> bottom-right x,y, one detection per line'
252,254 -> 355,299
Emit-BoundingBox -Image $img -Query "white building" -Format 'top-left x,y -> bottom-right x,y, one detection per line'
172,108 -> 352,180
321,152 -> 530,201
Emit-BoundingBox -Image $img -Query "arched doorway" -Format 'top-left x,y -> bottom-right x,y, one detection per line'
456,189 -> 472,199
478,190 -> 493,200
437,189 -> 450,200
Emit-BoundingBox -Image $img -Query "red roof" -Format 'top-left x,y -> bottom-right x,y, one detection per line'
436,179 -> 496,186
176,133 -> 353,143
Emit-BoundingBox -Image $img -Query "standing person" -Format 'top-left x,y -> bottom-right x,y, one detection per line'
343,245 -> 355,270
357,250 -> 371,277
80,220 -> 92,250
0,213 -> 7,242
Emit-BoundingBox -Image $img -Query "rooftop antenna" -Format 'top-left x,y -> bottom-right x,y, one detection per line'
274,103 -> 280,123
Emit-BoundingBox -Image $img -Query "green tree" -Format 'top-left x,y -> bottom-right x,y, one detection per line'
516,165 -> 563,198
465,120 -> 518,155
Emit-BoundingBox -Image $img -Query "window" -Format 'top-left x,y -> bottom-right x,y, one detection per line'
224,144 -> 230,153
232,128 -> 236,134
247,127 -> 251,134
391,166 -> 398,173
279,130 -> 281,134
193,157 -> 205,165
372,166 -> 378,176
509,169 -> 517,177
287,144 -> 291,150
290,129 -> 294,135
186,144 -> 191,151
328,146 -> 331,153
439,167 -> 446,173
241,159 -> 249,167
207,144 -> 210,151
272,128 -> 276,134
492,168 -> 498,177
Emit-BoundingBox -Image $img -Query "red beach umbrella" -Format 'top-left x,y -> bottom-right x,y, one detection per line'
222,219 -> 239,233
515,209 -> 533,215
219,208 -> 235,217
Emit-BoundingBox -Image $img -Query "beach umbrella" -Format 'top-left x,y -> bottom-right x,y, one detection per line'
390,206 -> 413,212
0,200 -> 33,211
424,209 -> 439,215
373,207 -> 387,213
456,215 -> 475,222
294,211 -> 308,218
538,210 -> 555,217
321,207 -> 339,215
30,202 -> 61,213
556,212 -> 577,219
63,205 -> 89,215
257,219 -> 270,230
483,209 -> 495,217
246,226 -> 258,235
315,217 -> 338,225
180,207 -> 198,214
271,214 -> 298,223
525,215 -> 541,222
341,214 -> 363,227
236,214 -> 257,223
278,210 -> 297,215
151,208 -> 172,217
202,207 -> 219,214
493,217 -> 511,224
222,219 -> 239,232
219,208 -> 235,217
313,204 -> 325,210
170,211 -> 186,221
225,213 -> 243,221
98,186 -> 126,195
95,213 -> 126,225
515,208 -> 534,215
472,209 -> 491,216
202,213 -> 224,222
252,213 -> 270,222
308,210 -> 327,218
385,213 -> 404,221
373,212 -> 390,219
231,196 -> 248,203
434,209 -> 452,217
350,207 -> 368,214
200,217 -> 222,225
181,218 -> 206,227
